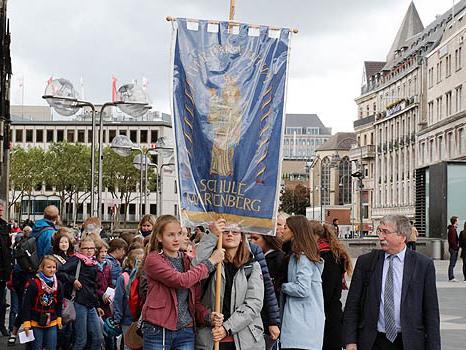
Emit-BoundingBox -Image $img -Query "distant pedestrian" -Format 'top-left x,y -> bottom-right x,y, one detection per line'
343,214 -> 440,350
332,218 -> 340,237
407,221 -> 419,251
32,205 -> 60,259
447,216 -> 460,282
459,222 -> 466,281
280,215 -> 325,350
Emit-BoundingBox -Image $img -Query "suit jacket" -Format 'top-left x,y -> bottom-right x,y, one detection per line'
343,249 -> 440,350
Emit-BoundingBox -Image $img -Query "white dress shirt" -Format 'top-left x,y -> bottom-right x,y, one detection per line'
377,246 -> 406,333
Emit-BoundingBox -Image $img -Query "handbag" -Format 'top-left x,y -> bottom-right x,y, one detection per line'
124,320 -> 143,350
62,260 -> 82,324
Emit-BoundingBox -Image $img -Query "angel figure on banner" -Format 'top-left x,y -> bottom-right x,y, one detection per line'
207,75 -> 243,177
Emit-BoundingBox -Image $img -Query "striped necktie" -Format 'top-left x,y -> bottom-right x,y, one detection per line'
384,255 -> 397,342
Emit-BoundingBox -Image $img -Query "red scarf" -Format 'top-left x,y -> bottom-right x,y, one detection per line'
318,239 -> 331,252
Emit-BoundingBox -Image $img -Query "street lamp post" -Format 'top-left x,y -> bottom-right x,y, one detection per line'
44,79 -> 149,218
111,135 -> 174,219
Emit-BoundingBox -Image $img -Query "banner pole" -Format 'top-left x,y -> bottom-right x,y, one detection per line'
229,0 -> 235,20
214,229 -> 223,350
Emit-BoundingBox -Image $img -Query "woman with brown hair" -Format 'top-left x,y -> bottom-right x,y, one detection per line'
309,221 -> 353,350
280,215 -> 325,350
193,219 -> 265,350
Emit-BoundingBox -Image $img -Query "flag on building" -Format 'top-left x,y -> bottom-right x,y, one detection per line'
112,76 -> 118,102
171,18 -> 291,235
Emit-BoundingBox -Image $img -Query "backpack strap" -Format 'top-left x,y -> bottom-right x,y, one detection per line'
243,263 -> 254,280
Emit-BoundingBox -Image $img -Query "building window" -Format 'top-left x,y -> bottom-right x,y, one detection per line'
448,132 -> 454,157
119,130 -> 127,136
320,157 -> 331,206
428,67 -> 434,88
455,47 -> 462,71
47,130 -> 54,142
36,129 -> 43,143
151,130 -> 158,143
438,136 -> 443,159
436,96 -> 443,120
77,130 -> 85,143
130,130 -> 137,143
26,129 -> 33,143
455,85 -> 462,112
436,61 -> 442,83
428,101 -> 434,125
459,128 -> 465,154
140,130 -> 148,143
338,157 -> 352,205
67,130 -> 75,142
15,129 -> 23,143
446,54 -> 452,77
87,130 -> 93,143
57,130 -> 64,142
109,129 -> 116,143
429,140 -> 434,162
445,91 -> 452,116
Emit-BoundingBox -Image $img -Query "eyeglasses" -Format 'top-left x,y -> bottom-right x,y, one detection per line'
81,247 -> 96,251
376,227 -> 397,236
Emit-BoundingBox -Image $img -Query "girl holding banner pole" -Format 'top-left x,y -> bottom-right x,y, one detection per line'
142,215 -> 224,350
193,219 -> 265,350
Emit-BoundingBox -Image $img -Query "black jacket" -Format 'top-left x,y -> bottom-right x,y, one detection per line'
320,250 -> 344,350
343,249 -> 440,350
263,249 -> 285,300
0,218 -> 12,281
57,255 -> 99,308
250,243 -> 281,327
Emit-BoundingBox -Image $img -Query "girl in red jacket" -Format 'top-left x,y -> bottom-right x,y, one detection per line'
142,215 -> 224,350
22,255 -> 63,350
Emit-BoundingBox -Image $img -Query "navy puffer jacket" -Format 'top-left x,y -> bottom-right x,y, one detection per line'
249,243 -> 281,327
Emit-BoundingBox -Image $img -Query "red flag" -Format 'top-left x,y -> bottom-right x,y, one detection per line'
112,76 -> 118,102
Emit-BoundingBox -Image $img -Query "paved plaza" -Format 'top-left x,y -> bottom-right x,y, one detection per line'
1,260 -> 465,349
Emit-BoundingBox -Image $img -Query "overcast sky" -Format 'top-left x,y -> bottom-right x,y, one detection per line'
9,0 -> 454,132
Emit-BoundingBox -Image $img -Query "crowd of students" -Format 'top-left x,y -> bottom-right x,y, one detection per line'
1,204 -> 354,350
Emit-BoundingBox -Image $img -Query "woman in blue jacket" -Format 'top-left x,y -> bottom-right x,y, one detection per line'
280,215 -> 325,350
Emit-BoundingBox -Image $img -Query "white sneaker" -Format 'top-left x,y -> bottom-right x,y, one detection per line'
449,278 -> 458,282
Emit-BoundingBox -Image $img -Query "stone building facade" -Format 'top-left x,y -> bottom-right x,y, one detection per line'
354,2 -> 465,235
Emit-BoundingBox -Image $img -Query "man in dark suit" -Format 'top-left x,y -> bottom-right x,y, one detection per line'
343,215 -> 440,350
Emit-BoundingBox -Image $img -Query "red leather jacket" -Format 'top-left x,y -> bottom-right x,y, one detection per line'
142,251 -> 210,330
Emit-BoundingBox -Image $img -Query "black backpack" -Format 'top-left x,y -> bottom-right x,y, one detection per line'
13,227 -> 51,273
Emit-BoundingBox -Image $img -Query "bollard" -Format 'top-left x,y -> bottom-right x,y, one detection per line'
432,239 -> 441,260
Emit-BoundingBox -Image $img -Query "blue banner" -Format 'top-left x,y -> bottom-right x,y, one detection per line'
172,19 -> 290,235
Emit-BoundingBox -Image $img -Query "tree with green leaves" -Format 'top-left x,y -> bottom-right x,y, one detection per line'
9,147 -> 47,220
45,142 -> 92,224
279,184 -> 310,216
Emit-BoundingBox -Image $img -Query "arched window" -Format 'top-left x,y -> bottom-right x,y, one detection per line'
321,157 -> 331,205
338,157 -> 352,205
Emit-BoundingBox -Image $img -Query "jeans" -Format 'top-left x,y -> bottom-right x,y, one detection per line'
8,289 -> 18,332
142,323 -> 194,350
32,326 -> 57,350
448,249 -> 459,280
73,302 -> 103,350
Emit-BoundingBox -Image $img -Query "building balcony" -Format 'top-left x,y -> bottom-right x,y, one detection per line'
349,144 -> 376,161
353,114 -> 375,129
